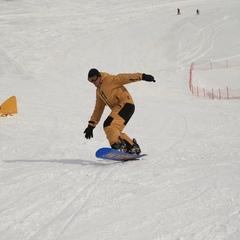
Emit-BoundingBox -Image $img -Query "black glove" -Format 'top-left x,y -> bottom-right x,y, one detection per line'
142,73 -> 156,82
84,125 -> 94,139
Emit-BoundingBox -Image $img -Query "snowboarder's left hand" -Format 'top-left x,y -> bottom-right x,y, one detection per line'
142,73 -> 156,82
84,125 -> 94,139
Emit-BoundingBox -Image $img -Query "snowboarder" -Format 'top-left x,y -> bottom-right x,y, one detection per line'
196,9 -> 200,15
177,8 -> 181,15
83,68 -> 156,155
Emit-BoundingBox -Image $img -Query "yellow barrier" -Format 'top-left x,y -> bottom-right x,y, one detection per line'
0,96 -> 18,117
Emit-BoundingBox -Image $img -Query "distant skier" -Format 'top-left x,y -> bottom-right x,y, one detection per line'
177,8 -> 181,15
196,9 -> 200,15
83,68 -> 155,155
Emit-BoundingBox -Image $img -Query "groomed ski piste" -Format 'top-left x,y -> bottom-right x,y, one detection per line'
1,0 -> 240,239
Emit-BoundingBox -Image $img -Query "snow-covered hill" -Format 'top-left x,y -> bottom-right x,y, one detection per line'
1,0 -> 240,239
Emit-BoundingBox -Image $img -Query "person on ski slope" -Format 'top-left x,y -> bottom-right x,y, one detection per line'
83,68 -> 156,155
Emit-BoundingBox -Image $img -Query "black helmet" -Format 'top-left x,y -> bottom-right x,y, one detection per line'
88,68 -> 101,79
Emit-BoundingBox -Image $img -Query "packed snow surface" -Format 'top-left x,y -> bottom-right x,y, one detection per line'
1,0 -> 240,239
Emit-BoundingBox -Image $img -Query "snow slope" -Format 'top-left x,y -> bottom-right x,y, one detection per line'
1,0 -> 240,239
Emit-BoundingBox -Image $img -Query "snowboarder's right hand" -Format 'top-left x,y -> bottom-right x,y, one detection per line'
84,125 -> 94,139
142,73 -> 156,82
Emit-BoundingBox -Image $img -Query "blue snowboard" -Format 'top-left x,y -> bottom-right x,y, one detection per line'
96,147 -> 147,161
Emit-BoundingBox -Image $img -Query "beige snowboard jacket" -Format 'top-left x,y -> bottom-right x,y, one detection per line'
88,72 -> 143,127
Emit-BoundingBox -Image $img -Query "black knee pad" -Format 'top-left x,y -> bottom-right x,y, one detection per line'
118,103 -> 135,125
103,116 -> 114,128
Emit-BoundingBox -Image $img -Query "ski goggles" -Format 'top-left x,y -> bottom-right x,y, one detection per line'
88,76 -> 99,83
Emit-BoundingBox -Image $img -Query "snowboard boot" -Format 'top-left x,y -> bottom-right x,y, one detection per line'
111,136 -> 127,152
127,138 -> 141,155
